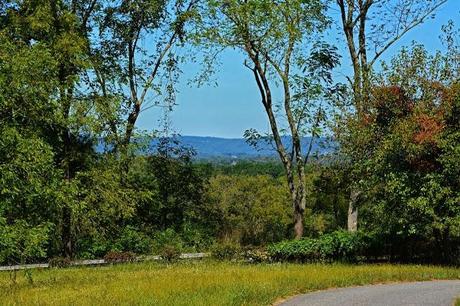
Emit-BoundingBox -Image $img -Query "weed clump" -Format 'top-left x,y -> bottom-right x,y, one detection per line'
48,257 -> 72,268
159,245 -> 182,263
103,251 -> 137,263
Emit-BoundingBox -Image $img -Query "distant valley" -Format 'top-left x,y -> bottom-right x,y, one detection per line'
153,136 -> 335,159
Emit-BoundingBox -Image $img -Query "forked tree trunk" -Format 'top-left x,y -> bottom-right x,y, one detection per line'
243,37 -> 309,240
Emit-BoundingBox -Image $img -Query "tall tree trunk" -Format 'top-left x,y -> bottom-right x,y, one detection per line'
244,38 -> 309,239
293,190 -> 306,239
62,206 -> 72,258
61,126 -> 73,258
52,0 -> 74,259
347,189 -> 360,232
294,206 -> 304,238
293,161 -> 307,239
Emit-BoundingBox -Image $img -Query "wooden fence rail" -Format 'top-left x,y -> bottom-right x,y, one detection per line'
0,253 -> 209,271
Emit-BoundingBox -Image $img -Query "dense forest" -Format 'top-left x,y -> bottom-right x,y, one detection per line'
0,0 -> 459,266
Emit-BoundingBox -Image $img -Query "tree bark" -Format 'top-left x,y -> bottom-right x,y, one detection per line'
62,206 -> 72,258
62,106 -> 73,258
347,189 -> 360,232
245,40 -> 306,239
294,204 -> 304,239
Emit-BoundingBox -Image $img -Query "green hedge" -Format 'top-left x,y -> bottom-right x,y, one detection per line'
268,231 -> 373,262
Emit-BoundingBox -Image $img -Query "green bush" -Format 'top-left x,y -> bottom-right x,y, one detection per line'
211,242 -> 242,260
0,219 -> 51,265
114,226 -> 153,254
103,251 -> 137,263
242,247 -> 269,263
180,223 -> 214,251
48,257 -> 72,268
159,245 -> 182,263
268,231 -> 368,262
153,229 -> 184,253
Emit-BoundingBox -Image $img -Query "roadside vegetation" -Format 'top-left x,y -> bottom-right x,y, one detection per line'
1,261 -> 459,305
0,0 -> 458,286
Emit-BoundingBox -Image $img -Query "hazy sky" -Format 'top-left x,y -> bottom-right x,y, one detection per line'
136,1 -> 460,139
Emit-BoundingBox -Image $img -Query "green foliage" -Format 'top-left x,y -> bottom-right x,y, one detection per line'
339,41 -> 460,264
152,229 -> 184,253
159,245 -> 182,263
242,247 -> 269,263
211,242 -> 242,261
268,231 -> 368,263
130,154 -> 210,234
0,0 -> 458,267
48,257 -> 72,269
306,164 -> 349,234
0,126 -> 59,264
114,227 -> 153,255
0,219 -> 51,265
179,222 -> 214,251
103,251 -> 137,264
75,225 -> 153,259
199,160 -> 285,178
207,175 -> 291,245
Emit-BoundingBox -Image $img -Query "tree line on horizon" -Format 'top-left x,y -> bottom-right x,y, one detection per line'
0,0 -> 458,265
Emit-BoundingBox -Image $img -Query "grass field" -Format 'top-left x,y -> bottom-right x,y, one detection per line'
0,260 -> 459,305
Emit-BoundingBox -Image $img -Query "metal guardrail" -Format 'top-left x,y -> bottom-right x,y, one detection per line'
0,253 -> 209,271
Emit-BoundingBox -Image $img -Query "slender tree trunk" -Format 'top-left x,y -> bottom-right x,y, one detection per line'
62,206 -> 72,258
293,161 -> 307,239
61,105 -> 74,257
347,189 -> 360,232
293,188 -> 306,239
52,0 -> 74,259
244,38 -> 308,239
61,126 -> 73,258
294,205 -> 304,238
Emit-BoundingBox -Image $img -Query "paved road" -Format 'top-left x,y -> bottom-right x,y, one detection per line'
280,280 -> 460,306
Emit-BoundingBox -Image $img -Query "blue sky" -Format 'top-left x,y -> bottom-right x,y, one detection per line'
136,1 -> 460,139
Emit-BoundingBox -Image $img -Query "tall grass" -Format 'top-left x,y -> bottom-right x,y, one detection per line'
0,260 -> 458,305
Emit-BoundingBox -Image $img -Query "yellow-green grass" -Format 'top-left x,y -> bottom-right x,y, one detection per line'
0,260 -> 459,305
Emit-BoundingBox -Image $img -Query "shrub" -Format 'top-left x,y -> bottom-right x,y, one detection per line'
206,175 -> 291,246
48,257 -> 72,268
242,247 -> 269,263
159,245 -> 182,263
180,223 -> 214,251
103,251 -> 137,263
268,231 -> 368,262
74,233 -> 117,260
153,229 -> 183,253
115,226 -> 153,254
211,242 -> 242,260
326,230 -> 366,261
0,219 -> 51,265
268,238 -> 319,262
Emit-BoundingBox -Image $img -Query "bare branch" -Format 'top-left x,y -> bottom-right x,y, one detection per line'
369,0 -> 447,67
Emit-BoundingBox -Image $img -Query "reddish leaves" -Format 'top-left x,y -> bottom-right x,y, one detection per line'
412,114 -> 444,145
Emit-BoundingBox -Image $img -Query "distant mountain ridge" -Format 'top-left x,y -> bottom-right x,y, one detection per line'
157,136 -> 335,159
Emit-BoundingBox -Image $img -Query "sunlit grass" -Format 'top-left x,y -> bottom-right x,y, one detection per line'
0,260 -> 459,305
